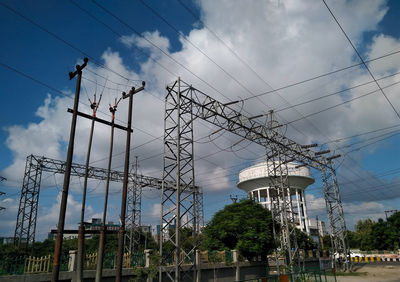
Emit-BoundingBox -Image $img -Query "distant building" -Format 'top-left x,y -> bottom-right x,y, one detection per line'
48,218 -> 121,240
156,219 -> 176,242
308,218 -> 326,245
140,225 -> 151,234
0,236 -> 16,245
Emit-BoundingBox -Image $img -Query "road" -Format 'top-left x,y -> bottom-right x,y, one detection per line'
336,264 -> 400,282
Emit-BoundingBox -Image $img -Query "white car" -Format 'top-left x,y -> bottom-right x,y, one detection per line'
333,251 -> 365,259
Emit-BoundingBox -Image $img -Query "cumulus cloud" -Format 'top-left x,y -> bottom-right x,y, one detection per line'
306,194 -> 389,230
2,0 -> 400,239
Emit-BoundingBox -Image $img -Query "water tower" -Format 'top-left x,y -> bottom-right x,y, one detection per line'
237,161 -> 314,233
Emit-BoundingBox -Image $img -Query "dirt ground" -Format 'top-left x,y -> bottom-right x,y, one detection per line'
335,265 -> 400,282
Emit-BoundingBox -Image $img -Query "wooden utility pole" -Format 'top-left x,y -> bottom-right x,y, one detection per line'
77,94 -> 101,282
52,57 -> 88,282
115,82 -> 145,282
95,97 -> 121,282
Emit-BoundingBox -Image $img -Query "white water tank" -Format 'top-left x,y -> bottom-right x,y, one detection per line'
237,162 -> 314,233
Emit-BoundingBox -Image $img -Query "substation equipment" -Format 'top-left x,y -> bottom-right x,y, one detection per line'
237,161 -> 315,234
13,154 -> 204,254
160,78 -> 349,281
14,77 -> 349,282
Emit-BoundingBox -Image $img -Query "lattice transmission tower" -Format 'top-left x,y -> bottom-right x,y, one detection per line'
160,78 -> 350,281
13,155 -> 205,249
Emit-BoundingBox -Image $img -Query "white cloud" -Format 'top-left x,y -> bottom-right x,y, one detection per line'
2,0 -> 400,239
35,191 -> 97,240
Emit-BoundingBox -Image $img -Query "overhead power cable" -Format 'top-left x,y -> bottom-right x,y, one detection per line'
68,0 -> 180,80
322,0 -> 400,120
285,79 -> 400,125
0,60 -> 160,151
139,0 -> 259,102
322,124 -> 400,145
244,48 -> 400,101
0,2 -> 141,84
177,0 -> 399,197
91,0 -> 235,103
177,0 -> 400,105
276,70 -> 400,113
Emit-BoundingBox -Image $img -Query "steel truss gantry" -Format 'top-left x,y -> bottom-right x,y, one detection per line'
161,78 -> 349,281
14,154 -> 204,250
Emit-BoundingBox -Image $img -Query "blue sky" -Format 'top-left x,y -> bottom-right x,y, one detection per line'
1,0 -> 400,240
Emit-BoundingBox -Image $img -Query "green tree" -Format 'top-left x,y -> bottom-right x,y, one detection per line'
202,199 -> 274,260
291,227 -> 317,250
346,230 -> 359,249
355,219 -> 375,250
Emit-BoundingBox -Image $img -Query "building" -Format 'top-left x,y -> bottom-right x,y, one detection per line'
48,218 -> 121,240
156,218 -> 176,242
308,218 -> 327,242
0,236 -> 18,245
237,161 -> 319,235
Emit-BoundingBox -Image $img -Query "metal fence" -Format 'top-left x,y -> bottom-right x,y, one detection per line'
0,251 -> 145,276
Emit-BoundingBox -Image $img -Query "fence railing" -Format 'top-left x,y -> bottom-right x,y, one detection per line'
0,251 -> 146,276
201,250 -> 233,264
25,255 -> 51,274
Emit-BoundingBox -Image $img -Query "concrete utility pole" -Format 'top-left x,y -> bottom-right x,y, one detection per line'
115,82 -> 145,282
95,97 -> 121,282
76,94 -> 101,282
52,57 -> 88,282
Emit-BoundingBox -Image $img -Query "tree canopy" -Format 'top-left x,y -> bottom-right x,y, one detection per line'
344,212 -> 400,251
201,199 -> 275,259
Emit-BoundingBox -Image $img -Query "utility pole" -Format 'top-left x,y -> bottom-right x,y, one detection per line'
384,209 -> 398,220
95,97 -> 121,282
230,194 -> 238,203
77,94 -> 101,282
0,176 -> 6,212
52,57 -> 87,282
116,82 -> 145,282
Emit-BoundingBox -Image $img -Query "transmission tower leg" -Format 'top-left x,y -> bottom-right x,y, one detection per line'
14,155 -> 42,247
322,162 -> 350,271
160,78 -> 197,282
125,157 -> 142,254
266,111 -> 299,270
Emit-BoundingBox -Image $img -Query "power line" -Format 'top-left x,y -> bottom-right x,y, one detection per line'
4,58 -> 394,203
276,70 -> 400,113
322,0 -> 400,120
0,1 -> 138,84
68,0 -> 179,80
74,0 -> 399,198
91,0 -> 235,103
139,0 -> 260,102
322,124 -> 400,145
176,0 -> 400,106
243,48 -> 400,101
285,79 -> 400,125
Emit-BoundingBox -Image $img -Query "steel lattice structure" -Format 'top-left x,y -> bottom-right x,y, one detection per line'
265,112 -> 299,267
160,78 -> 349,281
126,157 -> 142,253
322,161 -> 349,269
160,79 -> 198,282
14,154 -> 204,249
